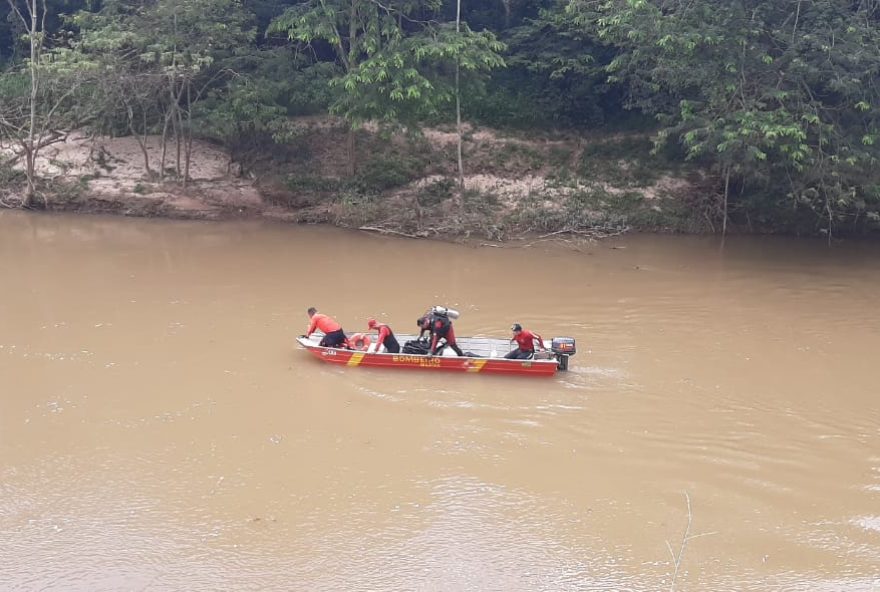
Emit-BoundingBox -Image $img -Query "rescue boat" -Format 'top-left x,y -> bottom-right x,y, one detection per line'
296,333 -> 577,377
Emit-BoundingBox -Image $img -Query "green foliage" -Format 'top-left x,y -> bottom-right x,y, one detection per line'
0,43 -> 99,169
74,0 -> 255,77
70,0 -> 257,179
284,150 -> 424,197
547,145 -> 573,168
268,1 -> 506,128
485,142 -> 544,172
463,188 -> 501,215
578,135 -> 676,187
354,154 -> 423,192
470,6 -> 617,128
336,24 -> 506,126
504,182 -> 701,233
73,0 -> 256,123
564,0 -> 880,234
417,178 -> 455,207
193,72 -> 288,170
2,0 -> 92,65
285,174 -> 342,194
0,158 -> 24,185
3,0 -> 880,234
193,48 -> 337,166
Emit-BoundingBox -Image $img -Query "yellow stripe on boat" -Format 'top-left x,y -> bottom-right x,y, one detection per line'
466,359 -> 488,373
347,352 -> 366,367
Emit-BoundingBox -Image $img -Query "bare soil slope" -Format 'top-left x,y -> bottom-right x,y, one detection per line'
2,121 -> 706,237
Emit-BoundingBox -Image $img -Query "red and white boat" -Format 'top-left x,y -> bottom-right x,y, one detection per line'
296,333 -> 577,377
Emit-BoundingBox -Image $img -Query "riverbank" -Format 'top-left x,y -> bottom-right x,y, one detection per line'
3,121 -> 711,239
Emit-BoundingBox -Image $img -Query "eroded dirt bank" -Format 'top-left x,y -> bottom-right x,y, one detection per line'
2,121 -> 707,239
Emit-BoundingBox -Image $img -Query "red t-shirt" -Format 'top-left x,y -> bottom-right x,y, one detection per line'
376,323 -> 393,345
513,330 -> 544,351
307,313 -> 341,336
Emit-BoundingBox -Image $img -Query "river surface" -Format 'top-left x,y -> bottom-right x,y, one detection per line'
1,211 -> 878,592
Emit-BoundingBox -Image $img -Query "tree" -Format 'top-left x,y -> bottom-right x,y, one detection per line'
268,0 -> 504,175
194,72 -> 287,176
73,5 -> 165,176
455,0 -> 463,193
564,0 -> 880,236
0,0 -> 95,207
73,0 -> 255,184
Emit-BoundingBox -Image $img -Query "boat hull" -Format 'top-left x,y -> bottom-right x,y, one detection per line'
296,337 -> 560,377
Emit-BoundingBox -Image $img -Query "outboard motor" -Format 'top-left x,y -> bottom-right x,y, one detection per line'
551,337 -> 577,371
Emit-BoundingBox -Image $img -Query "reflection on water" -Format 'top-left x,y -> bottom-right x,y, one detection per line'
1,211 -> 879,591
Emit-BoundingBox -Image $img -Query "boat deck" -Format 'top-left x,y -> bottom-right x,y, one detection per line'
302,332 -> 552,359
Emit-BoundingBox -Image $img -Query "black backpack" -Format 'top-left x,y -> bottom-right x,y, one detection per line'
402,339 -> 431,355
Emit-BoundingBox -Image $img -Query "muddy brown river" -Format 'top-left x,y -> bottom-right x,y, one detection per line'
1,211 -> 878,591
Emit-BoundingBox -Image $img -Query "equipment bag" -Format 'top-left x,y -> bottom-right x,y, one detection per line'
402,339 -> 431,355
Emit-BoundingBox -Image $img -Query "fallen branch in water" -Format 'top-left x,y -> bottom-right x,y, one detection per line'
358,225 -> 425,239
536,224 -> 630,240
536,229 -> 572,239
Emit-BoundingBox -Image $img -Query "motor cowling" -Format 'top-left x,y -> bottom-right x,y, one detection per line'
551,337 -> 576,356
550,337 -> 576,371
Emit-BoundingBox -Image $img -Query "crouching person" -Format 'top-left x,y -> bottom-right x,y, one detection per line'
306,307 -> 347,348
367,318 -> 400,353
506,323 -> 545,359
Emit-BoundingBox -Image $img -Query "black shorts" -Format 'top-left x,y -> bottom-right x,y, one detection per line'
382,334 -> 401,354
320,329 -> 347,348
504,348 -> 534,360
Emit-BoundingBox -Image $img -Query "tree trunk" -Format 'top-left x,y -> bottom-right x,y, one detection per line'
24,148 -> 36,208
722,165 -> 731,238
170,7 -> 182,183
175,103 -> 183,183
127,106 -> 151,176
455,0 -> 465,211
346,0 -> 358,176
183,80 -> 192,187
500,0 -> 511,28
5,0 -> 47,207
347,128 -> 356,177
160,110 -> 170,180
825,194 -> 833,246
25,0 -> 39,206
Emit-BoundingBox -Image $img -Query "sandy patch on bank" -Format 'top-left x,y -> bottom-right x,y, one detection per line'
2,132 -> 270,217
422,126 -> 576,152
404,172 -> 680,208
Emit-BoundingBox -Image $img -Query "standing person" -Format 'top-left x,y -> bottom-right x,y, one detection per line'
427,309 -> 464,356
506,323 -> 546,359
367,318 -> 400,353
306,307 -> 347,348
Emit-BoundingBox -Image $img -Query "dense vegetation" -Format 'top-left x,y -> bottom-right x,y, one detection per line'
2,0 -> 879,236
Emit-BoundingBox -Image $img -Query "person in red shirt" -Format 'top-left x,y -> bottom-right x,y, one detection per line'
367,318 -> 400,353
506,323 -> 546,359
306,307 -> 347,348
